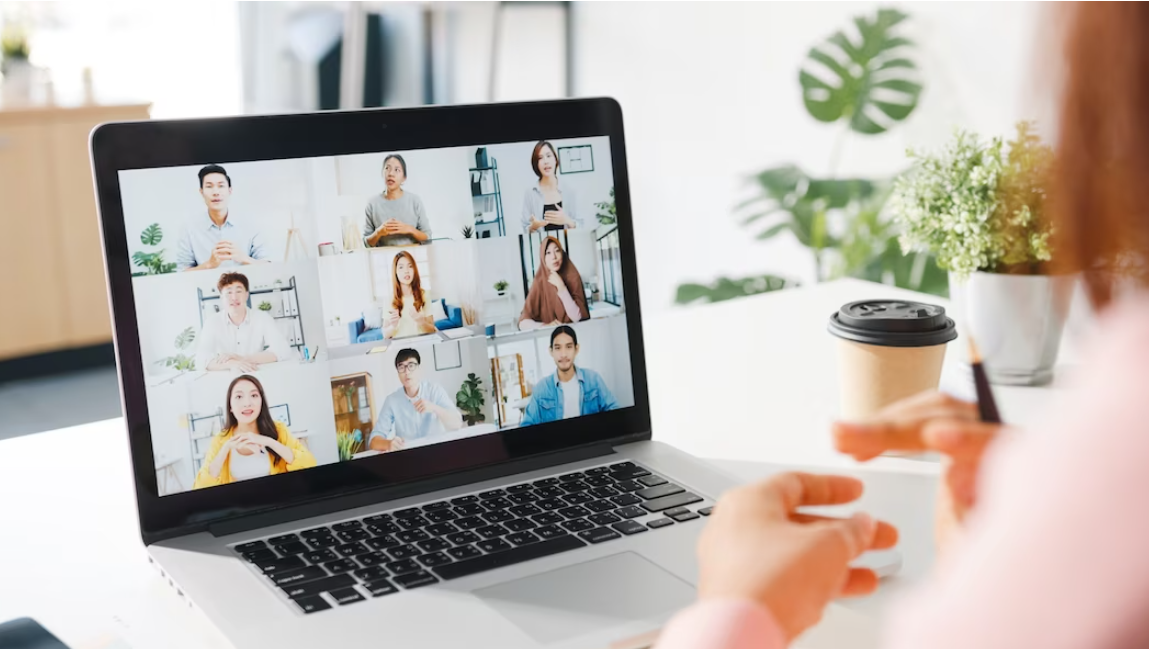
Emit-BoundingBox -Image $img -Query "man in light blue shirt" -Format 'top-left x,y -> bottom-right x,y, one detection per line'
368,348 -> 464,452
176,164 -> 269,272
520,325 -> 618,427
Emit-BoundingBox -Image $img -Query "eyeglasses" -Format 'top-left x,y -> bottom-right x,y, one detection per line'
396,362 -> 420,374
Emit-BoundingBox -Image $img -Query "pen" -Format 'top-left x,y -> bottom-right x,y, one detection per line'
968,335 -> 1002,424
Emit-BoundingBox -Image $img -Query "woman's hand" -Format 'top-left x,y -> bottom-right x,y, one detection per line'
417,311 -> 435,331
698,473 -> 897,642
547,271 -> 567,294
528,216 -> 546,233
544,207 -> 573,228
833,391 -> 1005,548
385,308 -> 401,330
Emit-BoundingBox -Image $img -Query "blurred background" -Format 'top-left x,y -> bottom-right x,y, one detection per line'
0,1 -> 1049,437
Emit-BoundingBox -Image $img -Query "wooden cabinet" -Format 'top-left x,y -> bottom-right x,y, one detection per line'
0,103 -> 151,361
331,372 -> 376,453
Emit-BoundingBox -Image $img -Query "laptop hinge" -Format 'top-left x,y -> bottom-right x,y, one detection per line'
207,442 -> 617,538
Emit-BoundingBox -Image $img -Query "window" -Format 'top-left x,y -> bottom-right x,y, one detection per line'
596,227 -> 623,306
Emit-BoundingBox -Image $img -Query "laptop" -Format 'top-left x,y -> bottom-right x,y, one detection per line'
90,98 -> 740,649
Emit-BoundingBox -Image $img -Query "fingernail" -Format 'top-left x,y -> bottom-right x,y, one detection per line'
852,512 -> 876,538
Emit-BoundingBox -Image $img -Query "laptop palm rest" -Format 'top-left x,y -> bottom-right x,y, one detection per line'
474,552 -> 695,646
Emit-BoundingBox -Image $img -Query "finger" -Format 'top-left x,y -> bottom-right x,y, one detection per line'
839,568 -> 879,597
790,514 -> 898,549
753,472 -> 864,514
833,402 -> 980,460
921,419 -> 1001,461
944,460 -> 979,514
813,512 -> 877,560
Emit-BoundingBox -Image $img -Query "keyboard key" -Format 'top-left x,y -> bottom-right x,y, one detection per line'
417,552 -> 453,568
366,535 -> 400,551
447,531 -> 481,545
447,545 -> 483,561
647,518 -> 675,530
426,522 -> 459,537
699,506 -> 714,516
537,498 -> 565,511
615,480 -> 644,493
434,535 -> 586,580
479,489 -> 507,500
477,524 -> 509,539
532,512 -> 564,525
306,535 -> 340,549
590,486 -> 620,499
267,534 -> 299,546
336,529 -> 370,543
368,521 -> 402,535
335,542 -> 369,557
482,496 -> 513,510
329,586 -> 365,605
558,505 -> 591,520
292,595 -> 331,614
396,530 -> 430,544
563,492 -> 595,505
641,492 -> 703,513
578,527 -> 621,544
397,516 -> 430,530
357,551 -> 389,567
507,483 -> 533,494
300,527 -> 331,538
280,574 -> 355,599
450,495 -> 479,505
638,475 -> 668,487
616,506 -> 647,519
637,483 -> 685,501
609,461 -> 637,471
256,556 -> 305,573
561,518 -> 595,533
535,486 -> 565,499
535,525 -> 567,540
234,540 -> 266,553
611,520 -> 648,536
304,549 -> 338,564
589,512 -> 621,526
274,541 -> 309,556
664,507 -> 691,517
386,559 -> 421,575
671,511 -> 701,522
364,578 -> 398,597
533,477 -> 559,488
482,510 -> 515,524
561,481 -> 591,494
506,531 -> 539,546
355,566 -> 390,581
425,509 -> 458,524
271,565 -> 327,586
363,514 -> 393,525
454,504 -> 485,517
242,548 -> 277,563
332,520 -> 363,532
394,571 -> 439,589
387,545 -> 421,560
417,538 -> 451,553
585,475 -> 614,488
585,466 -> 610,476
477,538 -> 512,554
507,492 -> 538,505
585,499 -> 615,513
504,518 -> 537,532
424,501 -> 451,512
509,504 -> 543,518
324,559 -> 357,574
558,472 -> 584,482
456,516 -> 485,530
611,494 -> 642,507
609,466 -> 652,481
393,507 -> 423,519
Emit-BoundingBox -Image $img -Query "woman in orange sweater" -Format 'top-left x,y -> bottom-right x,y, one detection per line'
193,374 -> 316,489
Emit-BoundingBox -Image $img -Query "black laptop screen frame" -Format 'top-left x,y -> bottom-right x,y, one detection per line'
90,98 -> 652,543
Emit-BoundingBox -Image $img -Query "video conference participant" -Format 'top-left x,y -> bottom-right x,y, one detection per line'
519,236 -> 590,330
364,154 -> 432,247
520,325 -> 618,427
384,250 -> 438,339
177,164 -> 270,271
521,140 -> 584,234
367,349 -> 463,452
193,374 -> 316,489
195,272 -> 294,372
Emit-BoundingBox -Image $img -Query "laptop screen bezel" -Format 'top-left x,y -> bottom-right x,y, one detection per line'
91,98 -> 652,543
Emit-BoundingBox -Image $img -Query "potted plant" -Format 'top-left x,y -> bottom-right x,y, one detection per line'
258,301 -> 273,312
892,121 -> 1071,385
155,327 -> 197,374
1,21 -> 32,104
456,373 -> 487,426
493,280 -> 509,297
131,224 -> 177,276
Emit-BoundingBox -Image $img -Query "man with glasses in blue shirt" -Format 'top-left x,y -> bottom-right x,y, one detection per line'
368,348 -> 463,452
520,325 -> 618,427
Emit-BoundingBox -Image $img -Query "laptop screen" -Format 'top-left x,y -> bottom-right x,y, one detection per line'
119,138 -> 633,497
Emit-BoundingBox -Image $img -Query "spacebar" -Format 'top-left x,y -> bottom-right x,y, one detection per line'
432,535 -> 587,580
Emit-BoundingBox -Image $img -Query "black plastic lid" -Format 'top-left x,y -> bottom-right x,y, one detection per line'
827,299 -> 957,348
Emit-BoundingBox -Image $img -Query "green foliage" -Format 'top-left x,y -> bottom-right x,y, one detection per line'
494,280 -> 509,292
799,8 -> 922,135
595,188 -> 617,226
336,429 -> 363,461
461,225 -> 474,239
675,274 -> 799,306
140,223 -> 163,246
456,373 -> 487,426
892,122 -> 1053,278
258,301 -> 273,312
1,24 -> 29,62
132,223 -> 176,275
156,327 -> 196,372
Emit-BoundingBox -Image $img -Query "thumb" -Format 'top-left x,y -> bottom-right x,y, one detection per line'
817,512 -> 876,561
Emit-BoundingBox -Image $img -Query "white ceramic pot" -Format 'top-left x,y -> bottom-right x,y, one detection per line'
1,59 -> 34,106
948,272 -> 1076,385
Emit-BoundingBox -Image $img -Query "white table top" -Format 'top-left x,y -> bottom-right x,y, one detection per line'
0,279 -> 1064,648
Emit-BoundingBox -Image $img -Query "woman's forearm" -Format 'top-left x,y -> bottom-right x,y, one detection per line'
519,318 -> 541,331
558,290 -> 583,321
208,443 -> 230,478
266,438 -> 294,464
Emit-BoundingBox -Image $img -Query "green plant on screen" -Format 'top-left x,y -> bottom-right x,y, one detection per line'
132,223 -> 177,276
456,373 -> 486,426
156,327 -> 196,372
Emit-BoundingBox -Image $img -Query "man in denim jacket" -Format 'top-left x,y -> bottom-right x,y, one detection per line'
520,326 -> 618,427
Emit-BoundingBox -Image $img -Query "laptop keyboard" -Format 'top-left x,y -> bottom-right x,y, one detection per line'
230,461 -> 714,614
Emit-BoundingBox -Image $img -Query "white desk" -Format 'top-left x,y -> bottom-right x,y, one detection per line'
0,280 -> 1065,648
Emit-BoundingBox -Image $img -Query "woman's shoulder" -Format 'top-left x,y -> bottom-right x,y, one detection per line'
273,421 -> 293,440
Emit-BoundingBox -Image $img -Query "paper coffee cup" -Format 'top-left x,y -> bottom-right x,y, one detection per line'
828,300 -> 957,420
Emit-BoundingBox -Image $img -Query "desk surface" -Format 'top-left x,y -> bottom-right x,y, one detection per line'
0,280 -> 1065,648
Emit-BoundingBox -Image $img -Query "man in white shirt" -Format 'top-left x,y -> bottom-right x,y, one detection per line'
176,164 -> 270,272
195,272 -> 293,372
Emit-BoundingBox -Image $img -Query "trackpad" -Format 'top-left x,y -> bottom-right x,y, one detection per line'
475,552 -> 695,646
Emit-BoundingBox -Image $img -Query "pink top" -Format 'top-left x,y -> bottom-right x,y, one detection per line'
656,296 -> 1149,649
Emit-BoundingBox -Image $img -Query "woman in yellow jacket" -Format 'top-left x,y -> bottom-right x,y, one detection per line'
193,374 -> 316,489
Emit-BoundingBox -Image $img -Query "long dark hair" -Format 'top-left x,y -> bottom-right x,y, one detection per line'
391,250 -> 426,314
223,374 -> 282,462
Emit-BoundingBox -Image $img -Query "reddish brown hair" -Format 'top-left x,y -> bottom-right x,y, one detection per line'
217,272 -> 249,292
391,250 -> 426,314
530,141 -> 559,179
1053,3 -> 1149,307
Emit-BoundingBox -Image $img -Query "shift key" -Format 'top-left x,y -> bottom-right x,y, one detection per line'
640,492 -> 702,513
271,565 -> 327,586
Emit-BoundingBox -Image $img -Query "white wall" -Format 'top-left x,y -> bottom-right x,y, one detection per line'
147,382 -> 196,495
317,252 -> 373,331
478,237 -> 527,324
119,159 -> 320,271
428,242 -> 483,323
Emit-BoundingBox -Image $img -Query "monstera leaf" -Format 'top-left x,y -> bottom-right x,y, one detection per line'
140,223 -> 163,246
675,274 -> 799,306
799,8 -> 922,134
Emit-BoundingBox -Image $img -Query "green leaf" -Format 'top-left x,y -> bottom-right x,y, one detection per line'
755,222 -> 793,241
799,8 -> 922,135
175,326 -> 197,350
675,275 -> 799,306
140,223 -> 163,246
